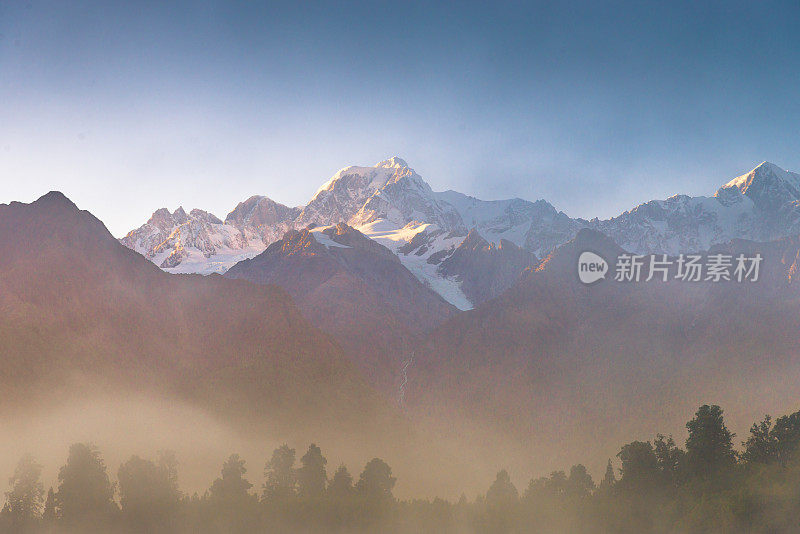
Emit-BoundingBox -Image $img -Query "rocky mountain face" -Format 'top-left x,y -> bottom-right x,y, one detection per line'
120,205 -> 267,274
12,172 -> 800,495
224,195 -> 299,242
436,229 -> 538,305
225,223 -> 456,385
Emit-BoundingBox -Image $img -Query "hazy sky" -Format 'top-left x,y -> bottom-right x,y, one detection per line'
1,1 -> 799,236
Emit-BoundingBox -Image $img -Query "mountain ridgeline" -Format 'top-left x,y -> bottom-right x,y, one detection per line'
121,159 -> 800,311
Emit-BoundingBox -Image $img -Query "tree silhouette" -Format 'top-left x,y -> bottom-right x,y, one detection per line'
356,458 -> 396,503
297,443 -> 327,501
617,441 -> 659,492
566,464 -> 594,497
326,465 -> 356,529
771,410 -> 800,466
599,459 -> 616,489
482,469 -> 519,534
354,458 -> 396,528
263,444 -> 296,503
117,452 -> 181,532
208,454 -> 252,505
207,454 -> 257,534
2,455 -> 44,531
41,488 -> 56,523
742,415 -> 777,464
486,470 -> 519,505
55,443 -> 116,528
654,434 -> 685,486
327,465 -> 354,501
685,405 -> 735,477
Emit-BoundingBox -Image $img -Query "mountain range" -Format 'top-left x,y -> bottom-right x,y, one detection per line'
6,160 -> 800,495
121,159 -> 800,312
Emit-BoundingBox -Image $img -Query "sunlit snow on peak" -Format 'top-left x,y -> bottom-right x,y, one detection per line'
376,156 -> 409,169
308,225 -> 351,249
360,219 -> 473,311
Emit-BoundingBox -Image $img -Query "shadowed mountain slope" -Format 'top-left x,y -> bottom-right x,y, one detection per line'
437,228 -> 539,305
225,223 -> 456,385
0,192 -> 397,442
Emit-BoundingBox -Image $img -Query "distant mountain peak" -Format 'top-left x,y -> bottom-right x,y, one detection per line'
376,156 -> 409,169
718,161 -> 800,209
224,195 -> 295,229
33,190 -> 78,210
310,159 -> 405,202
756,160 -> 783,171
6,192 -> 117,255
721,161 -> 797,191
310,157 -> 414,203
461,228 -> 491,250
146,207 -> 188,228
300,157 -> 459,232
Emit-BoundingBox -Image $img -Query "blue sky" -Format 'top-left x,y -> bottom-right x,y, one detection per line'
1,1 -> 799,236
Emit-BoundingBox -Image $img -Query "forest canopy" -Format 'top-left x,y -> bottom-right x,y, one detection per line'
3,404 -> 800,533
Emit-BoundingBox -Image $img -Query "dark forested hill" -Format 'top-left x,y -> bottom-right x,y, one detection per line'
0,192 -> 399,442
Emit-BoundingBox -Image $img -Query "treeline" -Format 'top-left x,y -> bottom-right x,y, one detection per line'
3,404 -> 800,533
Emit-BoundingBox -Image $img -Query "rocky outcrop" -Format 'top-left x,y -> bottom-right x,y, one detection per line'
437,229 -> 538,305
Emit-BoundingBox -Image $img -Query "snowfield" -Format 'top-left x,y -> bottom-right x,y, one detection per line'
359,220 -> 473,310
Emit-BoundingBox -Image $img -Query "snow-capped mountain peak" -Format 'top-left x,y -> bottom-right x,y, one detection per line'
298,157 -> 462,231
311,157 -> 411,201
434,190 -> 584,256
592,161 -> 800,255
376,156 -> 409,169
717,161 -> 800,209
121,205 -> 266,274
147,206 -> 187,229
223,195 -> 298,246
